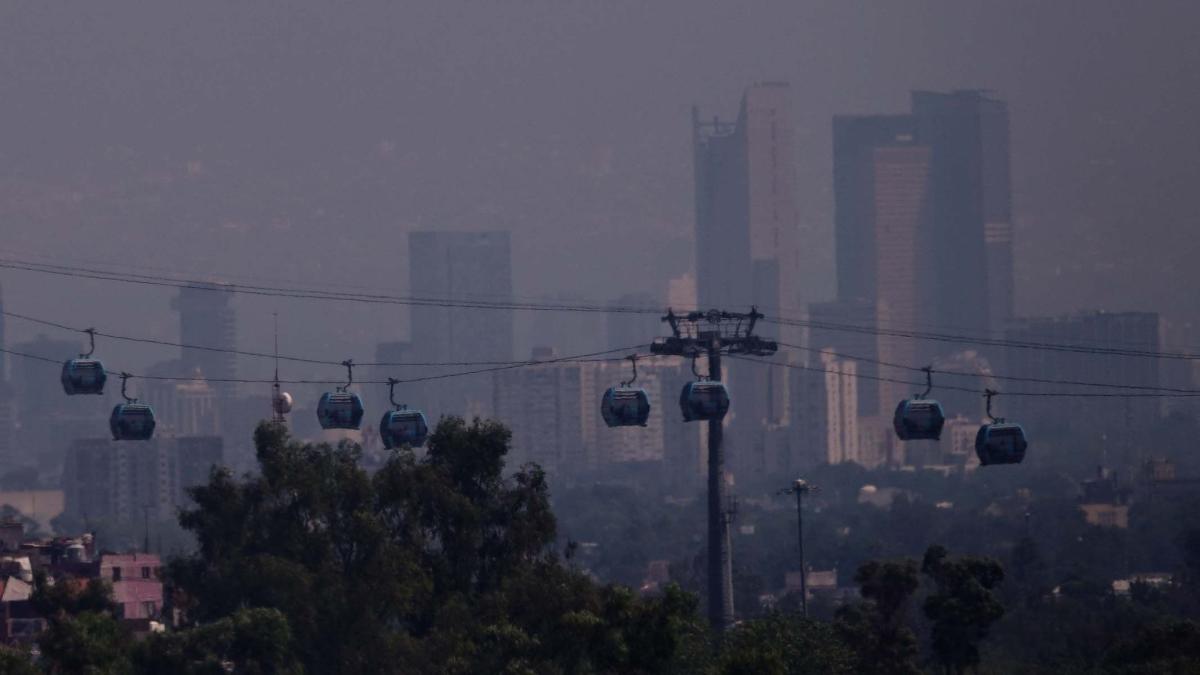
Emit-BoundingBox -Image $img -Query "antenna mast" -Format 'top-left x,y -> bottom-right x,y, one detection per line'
270,312 -> 292,424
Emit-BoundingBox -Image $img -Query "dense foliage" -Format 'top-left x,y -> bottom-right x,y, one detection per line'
14,415 -> 1200,672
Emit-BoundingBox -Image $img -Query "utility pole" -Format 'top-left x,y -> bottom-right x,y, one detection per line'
779,479 -> 818,616
652,308 -> 777,633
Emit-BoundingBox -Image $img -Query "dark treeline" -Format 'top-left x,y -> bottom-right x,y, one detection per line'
4,418 -> 1200,673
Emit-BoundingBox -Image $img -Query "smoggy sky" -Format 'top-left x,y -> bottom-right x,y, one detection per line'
2,0 -> 1198,380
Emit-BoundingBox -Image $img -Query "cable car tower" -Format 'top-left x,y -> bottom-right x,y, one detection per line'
650,307 -> 777,633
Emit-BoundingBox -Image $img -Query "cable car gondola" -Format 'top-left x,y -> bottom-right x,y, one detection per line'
110,373 -> 156,441
317,360 -> 365,430
679,381 -> 729,422
975,390 -> 1028,466
892,367 -> 946,441
601,355 -> 651,427
379,378 -> 428,448
61,328 -> 107,395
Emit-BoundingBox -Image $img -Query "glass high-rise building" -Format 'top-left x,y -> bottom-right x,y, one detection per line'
834,91 -> 1013,382
408,231 -> 513,420
692,83 -> 800,476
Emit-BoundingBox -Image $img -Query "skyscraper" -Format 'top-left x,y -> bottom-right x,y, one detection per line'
409,231 -> 513,419
0,281 -> 6,380
692,83 -> 799,476
693,82 -> 800,322
833,90 -> 1013,408
911,90 -> 1013,337
0,282 -> 10,471
173,284 -> 237,384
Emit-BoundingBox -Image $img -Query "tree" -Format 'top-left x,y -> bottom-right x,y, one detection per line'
717,612 -> 855,675
38,610 -> 132,675
1102,618 -> 1200,673
834,559 -> 921,675
0,645 -> 38,675
1007,535 -> 1047,609
133,607 -> 301,674
31,572 -> 132,675
920,545 -> 1005,675
166,418 -> 707,674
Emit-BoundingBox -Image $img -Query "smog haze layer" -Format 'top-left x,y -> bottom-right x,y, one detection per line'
2,0 -> 1198,374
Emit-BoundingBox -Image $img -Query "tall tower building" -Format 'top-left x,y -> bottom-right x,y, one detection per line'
0,280 -> 6,380
911,90 -> 1013,337
834,90 -> 1013,403
693,82 -> 800,324
409,231 -> 513,419
0,282 -> 10,471
173,284 -> 237,384
693,83 -> 799,475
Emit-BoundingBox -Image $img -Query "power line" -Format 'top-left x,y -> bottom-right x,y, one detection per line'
0,258 -> 665,316
6,255 -> 1194,364
0,344 -> 649,387
0,307 -> 633,369
771,315 -> 1198,361
773,341 -> 1200,395
6,248 -> 1180,355
729,354 -> 1200,399
0,247 -> 662,314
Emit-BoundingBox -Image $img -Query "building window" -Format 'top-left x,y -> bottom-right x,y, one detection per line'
112,567 -> 122,581
141,566 -> 151,579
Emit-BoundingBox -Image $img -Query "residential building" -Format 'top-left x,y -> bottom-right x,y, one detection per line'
807,299 -> 879,416
493,352 -> 687,478
99,553 -> 162,619
141,365 -> 220,437
1078,467 -> 1132,529
62,436 -> 223,524
1004,312 -> 1162,443
409,231 -> 513,420
606,292 -> 661,353
787,351 -> 860,467
493,347 -> 586,474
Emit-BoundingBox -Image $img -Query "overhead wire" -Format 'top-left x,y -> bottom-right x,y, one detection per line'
1,291 -> 1195,398
0,258 -> 664,315
767,315 -> 1198,361
729,353 -> 1200,399
772,341 -> 1200,395
4,255 -> 1195,363
0,307 -> 637,368
3,344 -> 651,386
3,249 -> 1181,355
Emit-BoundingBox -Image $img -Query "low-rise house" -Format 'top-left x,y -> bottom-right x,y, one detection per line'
99,553 -> 163,620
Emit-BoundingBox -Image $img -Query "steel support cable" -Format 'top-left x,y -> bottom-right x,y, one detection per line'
3,255 -> 1198,361
0,259 -> 663,315
727,354 -> 1200,398
772,341 -> 1200,394
0,307 -> 642,368
0,345 -> 653,386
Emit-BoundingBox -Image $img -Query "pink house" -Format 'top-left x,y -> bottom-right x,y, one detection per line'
99,554 -> 163,620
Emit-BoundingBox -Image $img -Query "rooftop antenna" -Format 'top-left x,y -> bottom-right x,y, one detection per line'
270,312 -> 293,424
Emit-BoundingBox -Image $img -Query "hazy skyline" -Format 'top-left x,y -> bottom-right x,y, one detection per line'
3,1 -> 1199,379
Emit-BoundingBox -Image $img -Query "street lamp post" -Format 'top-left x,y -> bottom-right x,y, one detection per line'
779,478 -> 818,616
